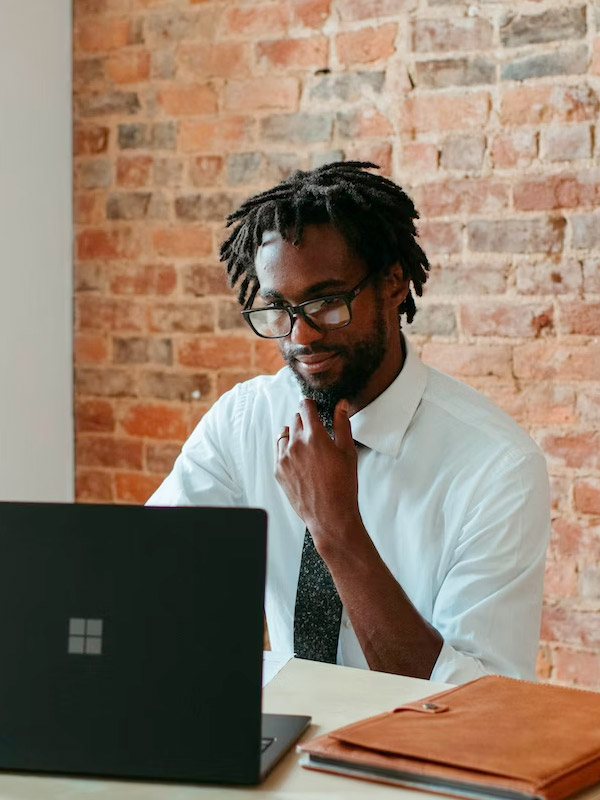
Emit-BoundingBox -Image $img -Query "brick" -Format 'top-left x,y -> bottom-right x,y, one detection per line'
536,644 -> 553,681
77,435 -> 143,469
266,152 -> 302,181
335,23 -> 397,66
520,383 -> 577,426
109,264 -> 176,295
461,302 -> 553,338
115,472 -> 163,504
412,17 -> 493,53
500,85 -> 598,126
338,0 -> 413,21
490,130 -> 537,169
516,260 -> 583,296
78,296 -> 145,332
121,403 -> 188,440
514,343 -> 600,381
540,431 -> 599,469
400,143 -> 438,176
549,518 -> 595,561
74,263 -> 107,293
224,77 -> 299,113
574,478 -> 600,515
413,57 -> 495,89
151,49 -> 175,80
189,155 -> 224,187
224,4 -> 290,37
572,214 -> 600,249
500,6 -> 586,48
501,47 -> 587,82
177,42 -> 250,80
309,71 -> 385,103
550,476 -> 570,512
226,152 -> 264,186
144,9 -> 218,46
583,260 -> 600,292
514,172 -> 600,212
76,470 -> 113,503
580,565 -> 600,599
158,83 -> 217,116
416,180 -> 508,217
77,17 -> 133,52
426,264 -> 507,295
345,142 -> 392,175
74,193 -> 106,226
77,228 -> 140,260
74,125 -> 109,156
336,108 -> 392,139
118,122 -> 177,150
541,124 -> 592,163
593,38 -> 600,75
177,336 -> 253,369
257,37 -> 328,70
73,57 -> 105,93
74,333 -> 109,364
76,367 -> 137,397
113,337 -> 172,365
179,116 -> 255,152
145,442 -> 181,474
77,91 -> 141,117
401,92 -> 490,133
218,300 -> 247,331
217,370 -> 258,396
182,264 -> 229,297
107,192 -> 163,220
468,217 -> 565,254
76,399 -> 115,433
439,135 -> 485,172
253,339 -> 286,373
261,113 -> 333,143
577,389 -> 600,426
175,193 -> 235,222
152,226 -> 213,258
544,560 -> 578,598
421,344 -> 513,378
148,301 -> 215,333
541,605 -> 600,649
408,305 -> 456,337
139,371 -> 212,401
75,159 -> 111,190
559,302 -> 600,335
116,155 -> 153,188
416,221 -> 462,255
106,50 -> 151,84
292,0 -> 331,28
553,648 -> 600,688
153,158 -> 184,187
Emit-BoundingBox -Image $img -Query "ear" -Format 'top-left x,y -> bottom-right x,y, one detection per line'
382,263 -> 410,309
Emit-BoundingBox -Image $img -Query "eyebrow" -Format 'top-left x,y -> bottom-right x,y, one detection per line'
259,279 -> 351,304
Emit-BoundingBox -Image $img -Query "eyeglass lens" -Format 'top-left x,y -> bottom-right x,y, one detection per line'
251,296 -> 350,337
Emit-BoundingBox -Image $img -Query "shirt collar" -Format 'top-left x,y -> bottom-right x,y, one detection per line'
349,336 -> 428,458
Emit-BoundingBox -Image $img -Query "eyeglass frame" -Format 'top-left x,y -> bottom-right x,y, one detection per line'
241,273 -> 374,339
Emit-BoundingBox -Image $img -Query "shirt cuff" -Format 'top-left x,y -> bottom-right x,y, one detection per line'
429,640 -> 490,685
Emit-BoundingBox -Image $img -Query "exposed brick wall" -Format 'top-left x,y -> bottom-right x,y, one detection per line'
73,0 -> 600,687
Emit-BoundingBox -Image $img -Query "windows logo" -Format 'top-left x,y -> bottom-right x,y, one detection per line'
68,618 -> 103,655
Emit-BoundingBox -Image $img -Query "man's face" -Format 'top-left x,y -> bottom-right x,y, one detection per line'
254,223 -> 404,423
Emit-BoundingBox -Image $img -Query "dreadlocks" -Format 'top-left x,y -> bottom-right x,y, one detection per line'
219,161 -> 429,324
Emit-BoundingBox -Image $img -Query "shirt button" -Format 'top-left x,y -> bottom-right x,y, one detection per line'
344,619 -> 352,629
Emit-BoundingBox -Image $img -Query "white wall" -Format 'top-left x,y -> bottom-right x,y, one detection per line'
0,0 -> 73,501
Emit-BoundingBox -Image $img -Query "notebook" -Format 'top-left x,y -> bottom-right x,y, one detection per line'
0,501 -> 310,784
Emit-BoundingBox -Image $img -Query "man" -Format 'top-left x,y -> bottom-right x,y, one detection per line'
149,161 -> 550,684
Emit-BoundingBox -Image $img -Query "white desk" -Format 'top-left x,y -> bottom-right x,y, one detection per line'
0,659 -> 451,799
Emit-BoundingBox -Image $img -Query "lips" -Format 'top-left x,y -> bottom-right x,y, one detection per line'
294,352 -> 341,375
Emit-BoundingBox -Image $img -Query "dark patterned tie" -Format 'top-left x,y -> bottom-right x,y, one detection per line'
293,527 -> 343,663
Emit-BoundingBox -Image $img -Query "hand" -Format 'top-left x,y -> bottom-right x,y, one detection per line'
275,398 -> 361,555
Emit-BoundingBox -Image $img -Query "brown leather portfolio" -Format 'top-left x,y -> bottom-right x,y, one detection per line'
298,675 -> 600,800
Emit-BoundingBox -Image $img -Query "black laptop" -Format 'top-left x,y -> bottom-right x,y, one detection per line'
0,501 -> 310,784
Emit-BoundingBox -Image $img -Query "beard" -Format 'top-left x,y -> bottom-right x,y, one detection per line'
282,309 -> 387,432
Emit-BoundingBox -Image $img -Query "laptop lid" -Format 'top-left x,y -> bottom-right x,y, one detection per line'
0,502 -> 269,784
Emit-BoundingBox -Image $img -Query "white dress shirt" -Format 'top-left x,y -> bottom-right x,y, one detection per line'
149,337 -> 550,684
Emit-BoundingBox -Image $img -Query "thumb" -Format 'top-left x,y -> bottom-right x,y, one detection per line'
333,399 -> 355,451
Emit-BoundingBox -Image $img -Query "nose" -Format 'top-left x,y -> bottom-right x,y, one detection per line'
290,314 -> 324,347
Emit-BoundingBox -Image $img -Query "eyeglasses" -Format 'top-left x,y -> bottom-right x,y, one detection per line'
241,274 -> 373,339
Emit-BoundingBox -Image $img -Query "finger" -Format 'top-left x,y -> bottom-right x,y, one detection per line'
298,397 -> 325,435
289,411 -> 303,441
276,425 -> 290,453
333,399 -> 355,452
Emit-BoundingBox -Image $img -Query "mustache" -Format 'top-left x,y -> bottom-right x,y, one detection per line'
283,344 -> 343,359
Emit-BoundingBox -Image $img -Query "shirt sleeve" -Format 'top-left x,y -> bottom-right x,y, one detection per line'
147,385 -> 246,508
429,450 -> 550,685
